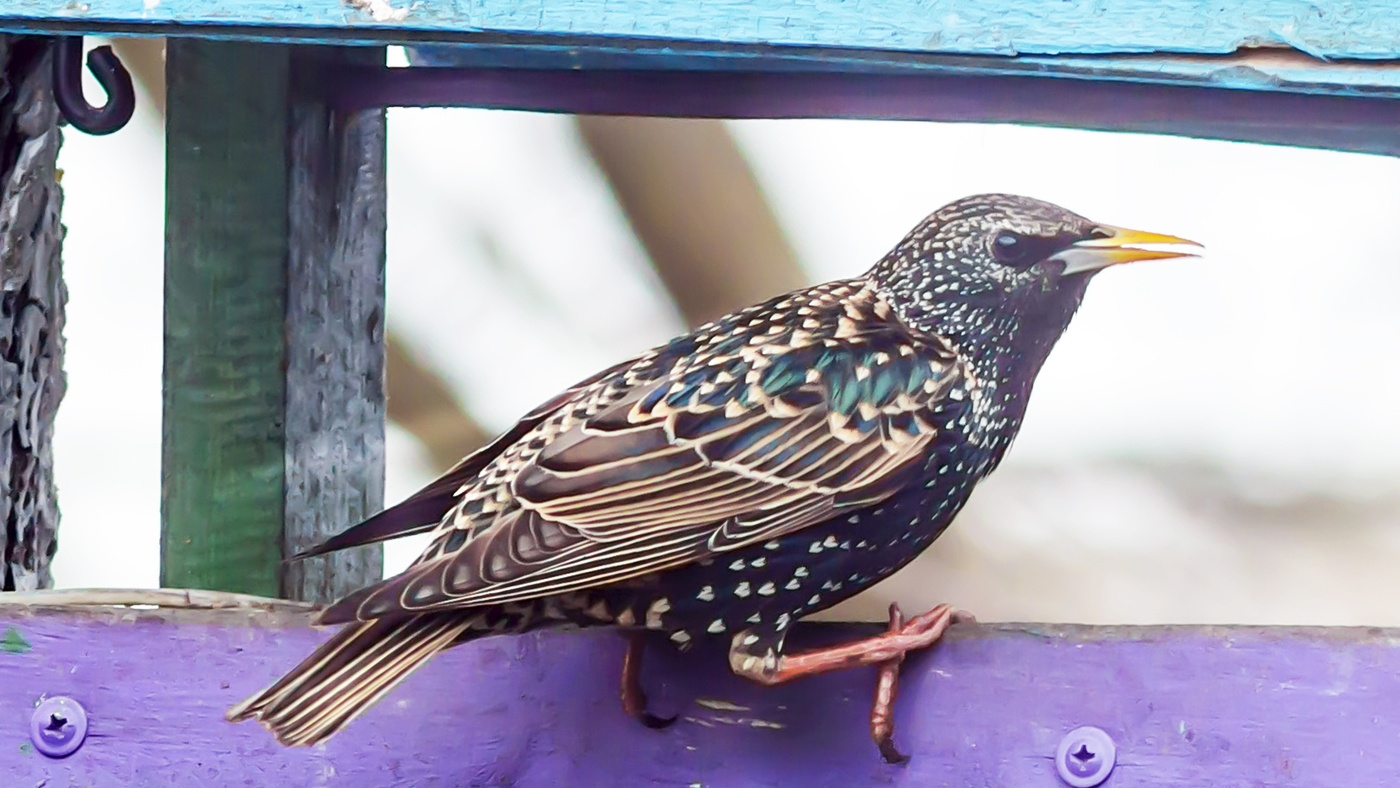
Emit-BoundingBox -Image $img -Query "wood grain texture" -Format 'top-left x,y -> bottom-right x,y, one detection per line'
3,0 -> 1400,62
3,604 -> 1400,785
0,37 -> 66,593
282,45 -> 386,604
108,40 -> 389,600
162,40 -> 291,598
163,41 -> 387,602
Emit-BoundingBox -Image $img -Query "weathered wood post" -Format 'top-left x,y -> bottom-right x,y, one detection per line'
0,36 -> 65,592
161,41 -> 386,603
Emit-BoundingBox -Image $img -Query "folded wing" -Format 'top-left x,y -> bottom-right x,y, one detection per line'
320,283 -> 962,624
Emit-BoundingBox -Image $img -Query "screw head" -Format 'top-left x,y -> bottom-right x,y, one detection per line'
30,696 -> 88,758
1055,725 -> 1115,787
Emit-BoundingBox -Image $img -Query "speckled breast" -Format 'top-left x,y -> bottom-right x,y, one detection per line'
600,404 -> 1004,649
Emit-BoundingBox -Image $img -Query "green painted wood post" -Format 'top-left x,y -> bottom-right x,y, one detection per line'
162,40 -> 386,602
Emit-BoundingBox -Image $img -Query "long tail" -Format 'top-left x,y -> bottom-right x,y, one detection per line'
227,612 -> 474,746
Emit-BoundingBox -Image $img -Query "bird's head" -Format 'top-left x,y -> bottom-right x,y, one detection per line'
870,193 -> 1200,363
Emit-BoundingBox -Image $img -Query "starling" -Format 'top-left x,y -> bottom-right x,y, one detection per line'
228,194 -> 1199,761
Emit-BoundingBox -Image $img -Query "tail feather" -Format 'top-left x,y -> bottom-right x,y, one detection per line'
227,613 -> 475,746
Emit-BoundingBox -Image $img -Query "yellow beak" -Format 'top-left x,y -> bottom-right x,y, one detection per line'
1053,225 -> 1203,275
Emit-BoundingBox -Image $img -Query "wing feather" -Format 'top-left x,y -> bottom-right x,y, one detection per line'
319,283 -> 962,625
292,357 -> 641,561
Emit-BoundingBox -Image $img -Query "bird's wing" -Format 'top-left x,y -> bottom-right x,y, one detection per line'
291,358 -> 641,560
321,283 -> 962,624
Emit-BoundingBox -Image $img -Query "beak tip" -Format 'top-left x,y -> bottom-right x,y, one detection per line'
1054,224 -> 1201,274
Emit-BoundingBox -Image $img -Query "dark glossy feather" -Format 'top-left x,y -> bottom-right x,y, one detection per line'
318,281 -> 960,625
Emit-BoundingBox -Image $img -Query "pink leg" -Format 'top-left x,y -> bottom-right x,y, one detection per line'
621,632 -> 676,729
730,602 -> 971,763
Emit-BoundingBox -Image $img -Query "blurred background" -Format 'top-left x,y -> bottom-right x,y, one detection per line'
48,40 -> 1400,625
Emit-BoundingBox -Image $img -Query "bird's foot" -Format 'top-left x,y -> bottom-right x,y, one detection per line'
868,603 -> 970,763
621,631 -> 677,729
870,604 -> 911,764
877,602 -> 975,654
729,601 -> 971,764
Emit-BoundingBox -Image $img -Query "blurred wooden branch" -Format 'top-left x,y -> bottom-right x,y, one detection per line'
385,335 -> 489,470
575,115 -> 806,327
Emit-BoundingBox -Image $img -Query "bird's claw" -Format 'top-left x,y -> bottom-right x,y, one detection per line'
621,632 -> 675,730
878,738 -> 910,765
869,602 -> 966,765
879,602 -> 957,655
638,710 -> 678,729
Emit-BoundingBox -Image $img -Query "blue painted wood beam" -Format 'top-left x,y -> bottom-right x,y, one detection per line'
2,0 -> 1400,61
6,3 -> 1400,104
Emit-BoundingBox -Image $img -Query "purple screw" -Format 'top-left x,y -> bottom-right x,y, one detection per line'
30,696 -> 88,758
1055,726 -> 1115,787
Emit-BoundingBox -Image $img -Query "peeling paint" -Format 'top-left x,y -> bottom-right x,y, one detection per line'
694,697 -> 750,712
345,0 -> 409,23
748,718 -> 785,730
682,716 -> 716,728
704,714 -> 786,729
1,627 -> 30,654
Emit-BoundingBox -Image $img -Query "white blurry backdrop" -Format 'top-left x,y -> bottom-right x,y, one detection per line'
48,66 -> 1400,625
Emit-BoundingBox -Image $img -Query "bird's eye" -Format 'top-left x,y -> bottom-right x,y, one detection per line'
991,230 -> 1081,267
992,232 -> 1029,264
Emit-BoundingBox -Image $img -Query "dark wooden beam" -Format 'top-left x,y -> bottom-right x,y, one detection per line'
162,40 -> 386,603
328,67 -> 1400,157
281,45 -> 388,603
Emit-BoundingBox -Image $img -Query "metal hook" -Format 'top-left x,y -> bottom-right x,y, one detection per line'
52,37 -> 136,136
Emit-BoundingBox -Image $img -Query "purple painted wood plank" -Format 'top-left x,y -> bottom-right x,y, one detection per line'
2,606 -> 1398,785
319,67 -> 1400,156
